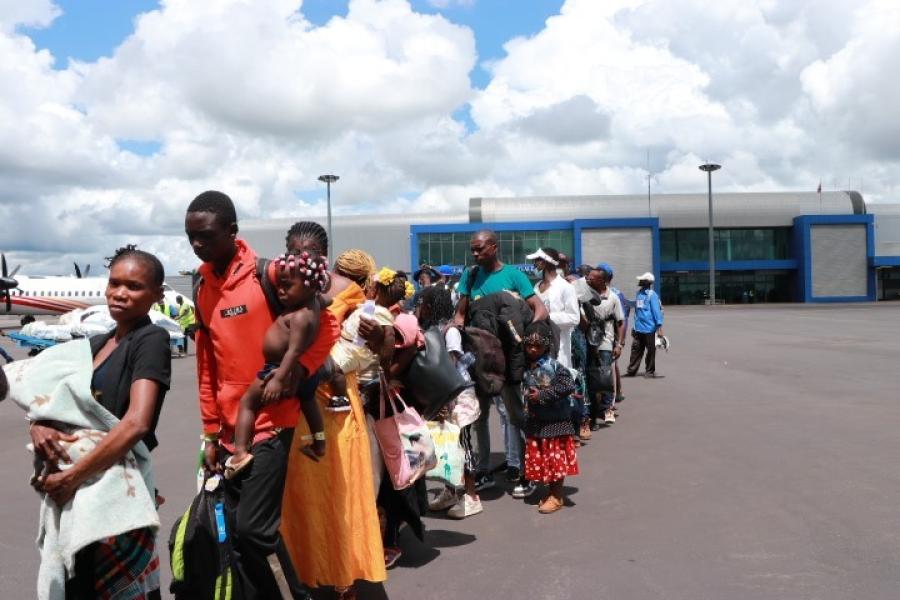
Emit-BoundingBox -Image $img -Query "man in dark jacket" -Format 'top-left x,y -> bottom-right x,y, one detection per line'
452,229 -> 548,499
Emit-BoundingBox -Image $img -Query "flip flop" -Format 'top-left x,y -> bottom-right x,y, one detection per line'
384,546 -> 403,569
223,454 -> 254,480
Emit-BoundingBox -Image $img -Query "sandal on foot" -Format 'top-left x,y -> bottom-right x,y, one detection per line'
538,495 -> 564,514
384,546 -> 403,569
223,454 -> 254,480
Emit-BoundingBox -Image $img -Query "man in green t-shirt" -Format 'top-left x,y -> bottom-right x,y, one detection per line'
452,229 -> 548,501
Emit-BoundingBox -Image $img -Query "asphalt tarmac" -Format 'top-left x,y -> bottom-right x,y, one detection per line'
1,303 -> 899,599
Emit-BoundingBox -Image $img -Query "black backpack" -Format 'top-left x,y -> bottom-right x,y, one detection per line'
169,476 -> 236,600
192,257 -> 282,330
581,292 -> 616,394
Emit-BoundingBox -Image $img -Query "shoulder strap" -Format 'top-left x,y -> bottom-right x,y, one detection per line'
191,272 -> 205,330
464,264 -> 480,294
255,257 -> 284,319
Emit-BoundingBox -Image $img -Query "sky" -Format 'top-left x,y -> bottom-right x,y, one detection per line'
2,0 -> 899,275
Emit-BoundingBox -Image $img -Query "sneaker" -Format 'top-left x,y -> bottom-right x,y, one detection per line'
643,372 -> 657,379
604,407 -> 616,424
623,371 -> 637,378
325,396 -> 352,412
615,394 -> 625,403
511,480 -> 537,499
448,494 -> 483,519
474,472 -> 495,492
429,486 -> 458,512
505,466 -> 520,482
579,419 -> 592,440
590,418 -> 604,431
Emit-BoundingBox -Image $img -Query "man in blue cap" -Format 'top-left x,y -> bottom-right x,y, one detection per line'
597,263 -> 631,404
583,264 -> 625,426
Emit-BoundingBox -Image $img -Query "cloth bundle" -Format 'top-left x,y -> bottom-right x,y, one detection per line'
2,339 -> 159,600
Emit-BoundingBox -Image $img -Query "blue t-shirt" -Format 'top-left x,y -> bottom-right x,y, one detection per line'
457,264 -> 535,302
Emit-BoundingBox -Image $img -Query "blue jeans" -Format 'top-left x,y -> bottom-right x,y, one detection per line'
596,349 -> 615,412
473,390 -> 524,472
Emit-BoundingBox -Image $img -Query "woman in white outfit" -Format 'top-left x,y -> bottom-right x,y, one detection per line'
528,247 -> 580,368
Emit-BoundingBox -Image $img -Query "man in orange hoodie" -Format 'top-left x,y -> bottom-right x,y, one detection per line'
186,190 -> 311,600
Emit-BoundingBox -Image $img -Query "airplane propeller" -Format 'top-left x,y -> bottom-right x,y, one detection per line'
1,253 -> 20,313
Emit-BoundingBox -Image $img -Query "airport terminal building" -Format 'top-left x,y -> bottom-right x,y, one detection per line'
242,191 -> 900,305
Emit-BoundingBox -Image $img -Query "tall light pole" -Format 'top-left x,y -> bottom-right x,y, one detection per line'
318,174 -> 339,259
699,163 -> 721,305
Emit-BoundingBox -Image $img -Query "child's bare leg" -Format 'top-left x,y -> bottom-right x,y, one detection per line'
550,478 -> 564,501
463,472 -> 478,499
291,363 -> 326,461
233,379 -> 264,460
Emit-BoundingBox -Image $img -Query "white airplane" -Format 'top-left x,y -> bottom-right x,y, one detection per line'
1,254 -> 190,319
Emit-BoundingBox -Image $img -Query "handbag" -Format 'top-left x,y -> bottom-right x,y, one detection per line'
404,326 -> 469,420
373,372 -> 437,490
425,420 -> 464,487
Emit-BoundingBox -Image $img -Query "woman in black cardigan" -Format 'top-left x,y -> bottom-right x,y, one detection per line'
31,245 -> 172,599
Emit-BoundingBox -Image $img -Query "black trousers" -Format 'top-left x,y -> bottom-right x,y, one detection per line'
626,331 -> 656,375
224,429 -> 309,600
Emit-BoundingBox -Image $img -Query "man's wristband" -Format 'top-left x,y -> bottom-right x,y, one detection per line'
201,433 -> 219,442
302,431 -> 326,442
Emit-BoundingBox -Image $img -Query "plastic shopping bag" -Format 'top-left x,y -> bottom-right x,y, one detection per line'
426,420 -> 464,487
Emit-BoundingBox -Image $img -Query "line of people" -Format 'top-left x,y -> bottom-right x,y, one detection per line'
2,188 -> 666,600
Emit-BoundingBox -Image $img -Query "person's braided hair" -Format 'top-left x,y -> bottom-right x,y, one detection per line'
334,250 -> 376,286
105,244 -> 165,286
419,284 -> 454,328
376,277 -> 407,307
275,251 -> 330,291
285,221 -> 328,256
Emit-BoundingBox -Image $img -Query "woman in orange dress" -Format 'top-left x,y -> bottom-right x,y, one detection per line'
278,223 -> 386,599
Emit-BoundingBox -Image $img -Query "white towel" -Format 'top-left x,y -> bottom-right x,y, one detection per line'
2,339 -> 159,600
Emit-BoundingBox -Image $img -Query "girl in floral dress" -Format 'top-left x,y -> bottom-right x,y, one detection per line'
522,330 -> 579,514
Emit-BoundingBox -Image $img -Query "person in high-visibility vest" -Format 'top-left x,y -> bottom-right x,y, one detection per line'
174,295 -> 196,356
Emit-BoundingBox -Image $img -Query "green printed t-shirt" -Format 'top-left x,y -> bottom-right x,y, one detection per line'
457,264 -> 535,302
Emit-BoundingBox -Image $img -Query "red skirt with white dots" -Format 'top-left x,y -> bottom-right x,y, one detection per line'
524,435 -> 579,484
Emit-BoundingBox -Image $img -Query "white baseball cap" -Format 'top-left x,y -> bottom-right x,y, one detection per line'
637,272 -> 655,282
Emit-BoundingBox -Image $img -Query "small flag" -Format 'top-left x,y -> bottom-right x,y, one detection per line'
817,181 -> 822,194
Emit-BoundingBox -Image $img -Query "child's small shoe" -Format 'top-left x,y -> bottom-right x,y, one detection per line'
538,495 -> 564,514
325,396 -> 352,412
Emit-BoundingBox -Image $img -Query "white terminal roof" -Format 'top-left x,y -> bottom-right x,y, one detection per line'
241,191 -> 899,269
471,191 -> 863,228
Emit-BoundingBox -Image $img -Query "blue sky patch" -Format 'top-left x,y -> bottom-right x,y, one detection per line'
22,0 -> 160,68
117,139 -> 162,157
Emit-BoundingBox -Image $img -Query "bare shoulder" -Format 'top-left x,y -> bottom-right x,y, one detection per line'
286,304 -> 318,326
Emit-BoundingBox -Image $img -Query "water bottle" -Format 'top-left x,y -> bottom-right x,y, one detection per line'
353,300 -> 377,346
214,502 -> 227,543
